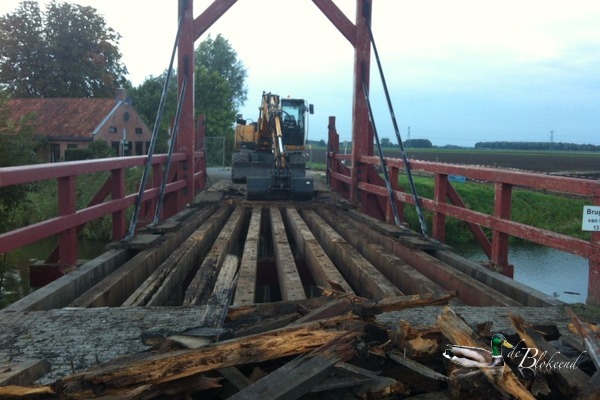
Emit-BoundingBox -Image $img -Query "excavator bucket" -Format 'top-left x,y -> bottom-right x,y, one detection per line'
247,175 -> 313,200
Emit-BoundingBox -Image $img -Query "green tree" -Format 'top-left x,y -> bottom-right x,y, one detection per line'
0,92 -> 38,226
128,73 -> 177,154
195,34 -> 248,108
0,0 -> 127,98
130,35 -> 246,165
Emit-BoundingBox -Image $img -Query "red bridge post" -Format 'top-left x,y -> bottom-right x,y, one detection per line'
589,197 -> 600,305
491,182 -> 514,277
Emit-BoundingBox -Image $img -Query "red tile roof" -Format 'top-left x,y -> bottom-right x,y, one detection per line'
7,98 -> 117,139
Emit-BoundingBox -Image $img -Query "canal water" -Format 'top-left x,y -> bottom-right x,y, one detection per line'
2,238 -> 590,305
453,241 -> 589,304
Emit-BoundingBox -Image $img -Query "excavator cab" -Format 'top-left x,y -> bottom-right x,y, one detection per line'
231,92 -> 314,200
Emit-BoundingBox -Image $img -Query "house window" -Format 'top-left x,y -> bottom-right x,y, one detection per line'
109,126 -> 118,133
111,141 -> 120,155
135,127 -> 142,135
135,141 -> 143,155
51,143 -> 61,162
67,144 -> 77,149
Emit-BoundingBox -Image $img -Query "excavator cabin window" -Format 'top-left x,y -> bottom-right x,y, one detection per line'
281,99 -> 311,147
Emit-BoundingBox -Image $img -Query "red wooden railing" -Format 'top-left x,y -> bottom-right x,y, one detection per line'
0,147 -> 206,270
327,116 -> 600,305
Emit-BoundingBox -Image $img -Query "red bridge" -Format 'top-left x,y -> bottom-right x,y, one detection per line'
0,2 -> 599,397
0,0 -> 598,306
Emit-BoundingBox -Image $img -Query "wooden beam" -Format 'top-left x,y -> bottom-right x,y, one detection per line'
331,206 -> 521,306
123,206 -> 230,306
0,360 -> 50,386
317,207 -> 445,297
233,207 -> 261,306
193,0 -> 238,40
283,207 -> 354,294
183,206 -> 245,305
301,209 -> 401,300
270,208 -> 306,301
200,255 -> 239,329
311,0 -> 356,46
69,206 -> 221,307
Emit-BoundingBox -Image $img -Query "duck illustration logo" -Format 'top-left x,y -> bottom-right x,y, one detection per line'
443,333 -> 513,368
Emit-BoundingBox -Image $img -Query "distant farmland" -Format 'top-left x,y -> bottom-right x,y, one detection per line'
306,147 -> 600,174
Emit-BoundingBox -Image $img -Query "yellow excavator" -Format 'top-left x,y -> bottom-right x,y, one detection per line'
231,92 -> 314,200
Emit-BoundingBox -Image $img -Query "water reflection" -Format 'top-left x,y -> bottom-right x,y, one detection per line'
454,242 -> 588,304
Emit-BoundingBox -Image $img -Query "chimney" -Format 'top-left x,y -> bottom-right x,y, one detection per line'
115,87 -> 127,101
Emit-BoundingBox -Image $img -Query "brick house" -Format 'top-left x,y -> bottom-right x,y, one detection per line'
7,88 -> 152,162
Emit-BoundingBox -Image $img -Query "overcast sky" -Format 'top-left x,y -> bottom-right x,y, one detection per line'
2,1 -> 599,146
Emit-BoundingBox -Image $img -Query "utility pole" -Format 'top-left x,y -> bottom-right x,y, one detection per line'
550,130 -> 554,151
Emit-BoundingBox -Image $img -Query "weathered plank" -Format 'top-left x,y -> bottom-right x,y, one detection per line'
2,249 -> 129,312
123,206 -> 230,306
389,351 -> 449,382
226,335 -> 355,400
283,207 -> 354,294
233,207 -> 261,306
270,207 -> 306,301
200,255 -> 239,329
318,207 -> 445,297
183,207 -> 246,306
301,209 -> 401,300
0,360 -> 51,386
69,206 -> 220,308
331,206 -> 521,307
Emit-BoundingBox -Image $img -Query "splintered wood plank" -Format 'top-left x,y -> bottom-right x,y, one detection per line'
437,307 -> 535,400
200,255 -> 239,329
318,207 -> 445,296
300,210 -> 401,300
183,207 -> 246,306
123,206 -> 230,306
53,319 -> 357,397
283,207 -> 354,294
233,207 -> 262,306
227,334 -> 356,400
270,208 -> 306,301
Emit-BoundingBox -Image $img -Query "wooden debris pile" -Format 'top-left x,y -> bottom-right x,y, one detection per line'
1,292 -> 598,399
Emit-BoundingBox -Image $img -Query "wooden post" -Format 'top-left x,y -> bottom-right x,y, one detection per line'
492,182 -> 514,277
432,173 -> 448,242
178,0 -> 195,207
111,168 -> 126,240
588,197 -> 600,305
350,0 -> 372,207
58,175 -> 77,268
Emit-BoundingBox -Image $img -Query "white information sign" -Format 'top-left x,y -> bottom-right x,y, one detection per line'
582,206 -> 600,231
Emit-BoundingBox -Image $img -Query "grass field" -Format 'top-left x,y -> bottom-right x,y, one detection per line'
306,146 -> 600,173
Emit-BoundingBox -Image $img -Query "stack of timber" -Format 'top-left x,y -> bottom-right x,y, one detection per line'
1,293 -> 598,399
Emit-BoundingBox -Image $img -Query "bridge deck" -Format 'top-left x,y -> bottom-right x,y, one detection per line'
1,172 -> 569,388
